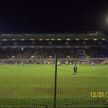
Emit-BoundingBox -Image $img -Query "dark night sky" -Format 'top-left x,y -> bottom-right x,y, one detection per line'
0,0 -> 108,33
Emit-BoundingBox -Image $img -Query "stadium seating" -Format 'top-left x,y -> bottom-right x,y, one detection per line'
0,47 -> 108,59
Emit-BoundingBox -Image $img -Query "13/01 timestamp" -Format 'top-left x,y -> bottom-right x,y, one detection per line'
90,91 -> 108,98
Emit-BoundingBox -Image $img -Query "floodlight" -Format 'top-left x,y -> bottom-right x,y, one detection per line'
30,39 -> 34,41
102,38 -> 105,41
76,38 -> 79,40
46,39 -> 49,40
94,38 -> 97,41
39,39 -> 43,41
3,39 -> 7,41
66,38 -> 70,41
21,39 -> 25,41
12,39 -> 16,41
58,38 -> 61,40
51,39 -> 54,40
84,38 -> 88,40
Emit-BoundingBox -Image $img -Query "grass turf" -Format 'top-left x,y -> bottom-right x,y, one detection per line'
0,64 -> 108,107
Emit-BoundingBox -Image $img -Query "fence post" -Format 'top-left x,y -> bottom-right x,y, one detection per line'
54,51 -> 57,108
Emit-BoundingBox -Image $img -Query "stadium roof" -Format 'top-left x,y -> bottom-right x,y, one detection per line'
0,32 -> 108,40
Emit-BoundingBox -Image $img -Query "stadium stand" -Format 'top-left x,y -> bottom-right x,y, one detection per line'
0,33 -> 108,64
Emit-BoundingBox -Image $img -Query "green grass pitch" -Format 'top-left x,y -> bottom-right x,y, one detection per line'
0,64 -> 108,107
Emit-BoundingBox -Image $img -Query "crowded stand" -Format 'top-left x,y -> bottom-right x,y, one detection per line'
0,33 -> 108,64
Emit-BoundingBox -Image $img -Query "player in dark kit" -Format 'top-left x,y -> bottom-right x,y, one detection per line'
72,63 -> 78,77
92,62 -> 95,68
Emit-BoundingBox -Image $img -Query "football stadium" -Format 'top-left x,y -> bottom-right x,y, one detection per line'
0,32 -> 108,108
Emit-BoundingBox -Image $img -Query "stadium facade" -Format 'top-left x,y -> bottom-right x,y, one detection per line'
0,32 -> 108,64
